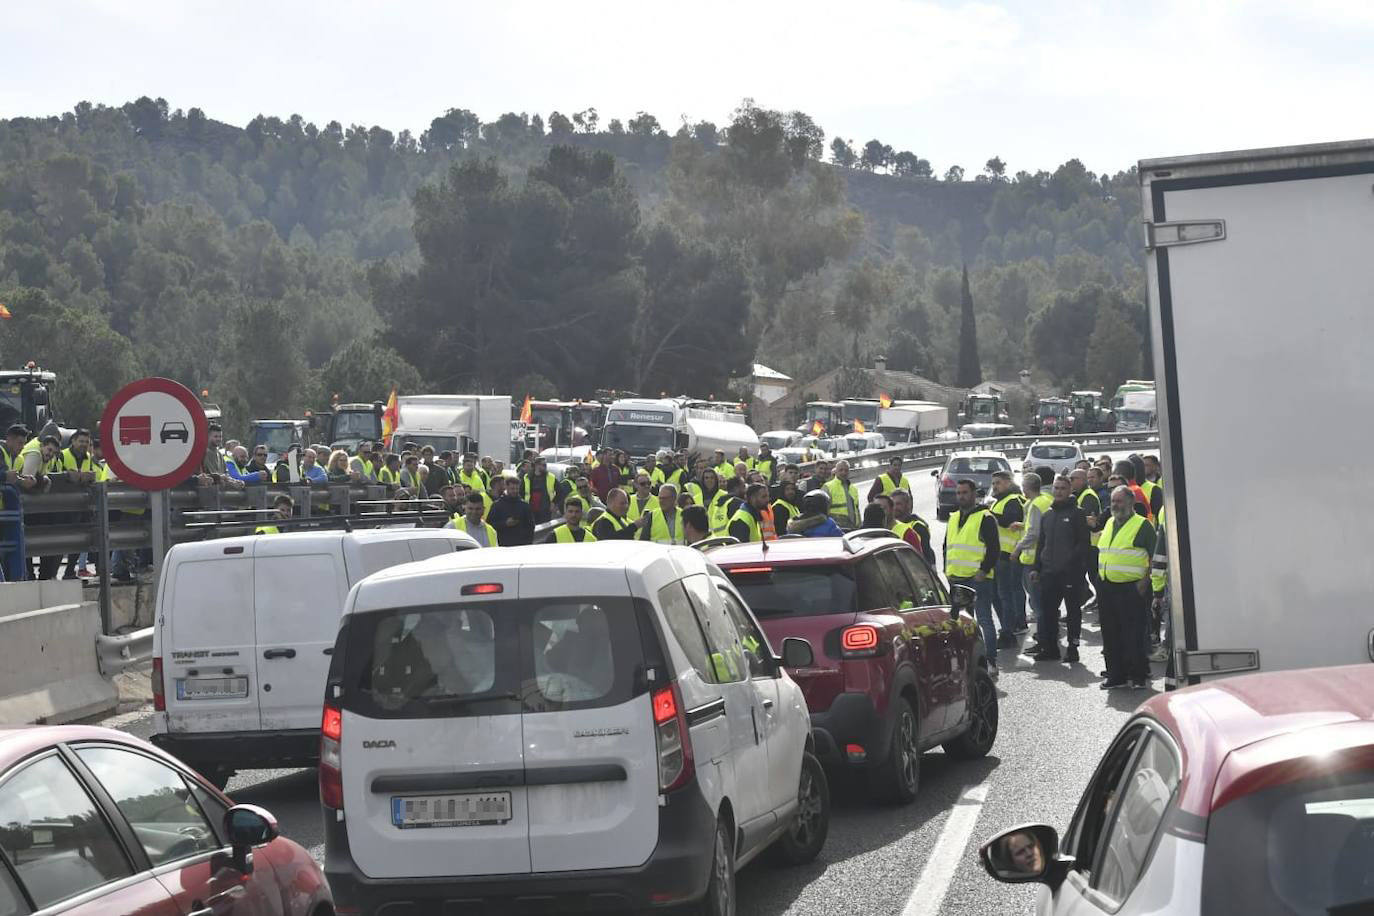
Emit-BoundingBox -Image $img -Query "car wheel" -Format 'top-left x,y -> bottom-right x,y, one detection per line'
694,815 -> 736,916
944,666 -> 999,759
768,752 -> 830,866
870,697 -> 920,804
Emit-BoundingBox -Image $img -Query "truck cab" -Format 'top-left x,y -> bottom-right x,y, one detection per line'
1028,397 -> 1070,436
1068,390 -> 1113,433
0,366 -> 59,436
249,419 -> 311,466
800,401 -> 847,436
311,402 -> 383,453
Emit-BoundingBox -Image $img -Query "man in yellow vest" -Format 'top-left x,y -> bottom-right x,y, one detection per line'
457,453 -> 487,494
988,471 -> 1027,644
1026,474 -> 1090,663
712,449 -> 735,481
1140,454 -> 1164,518
452,492 -> 498,547
58,429 -> 100,579
1097,486 -> 1157,691
822,459 -> 860,528
943,478 -> 1002,678
727,484 -> 778,543
550,497 -> 597,544
1011,471 -> 1052,647
753,445 -> 775,485
626,475 -> 656,522
593,488 -> 644,541
866,455 -> 911,503
638,484 -> 684,545
255,495 -> 293,535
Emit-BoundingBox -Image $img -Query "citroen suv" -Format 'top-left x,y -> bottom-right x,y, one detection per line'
710,530 -> 998,805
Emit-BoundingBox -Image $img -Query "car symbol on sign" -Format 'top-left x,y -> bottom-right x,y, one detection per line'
160,421 -> 189,444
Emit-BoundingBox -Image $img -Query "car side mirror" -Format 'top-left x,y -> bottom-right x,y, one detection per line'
779,637 -> 814,669
949,584 -> 976,614
930,469 -> 939,477
221,804 -> 278,874
979,824 -> 1070,887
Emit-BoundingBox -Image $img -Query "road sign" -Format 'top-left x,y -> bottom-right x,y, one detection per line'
99,378 -> 208,490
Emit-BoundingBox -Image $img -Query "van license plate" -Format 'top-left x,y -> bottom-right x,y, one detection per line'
392,792 -> 512,828
175,677 -> 249,700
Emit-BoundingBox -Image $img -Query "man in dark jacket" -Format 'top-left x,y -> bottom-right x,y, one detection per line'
487,476 -> 536,546
1028,475 -> 1091,663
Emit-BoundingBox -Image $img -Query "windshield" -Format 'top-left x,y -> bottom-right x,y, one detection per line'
0,387 -> 24,433
761,433 -> 793,450
1038,403 -> 1067,417
1203,770 -> 1374,915
602,423 -> 674,456
394,434 -> 458,452
341,597 -> 648,719
805,405 -> 839,424
1031,445 -> 1079,460
843,403 -> 879,425
333,411 -> 381,440
252,426 -> 300,454
1117,409 -> 1152,425
1071,395 -> 1096,410
725,567 -> 857,618
970,400 -> 996,418
946,456 -> 1010,475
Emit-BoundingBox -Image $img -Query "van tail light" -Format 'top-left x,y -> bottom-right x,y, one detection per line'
320,704 -> 344,810
151,658 -> 165,712
652,683 -> 694,794
841,624 -> 882,658
941,474 -> 955,488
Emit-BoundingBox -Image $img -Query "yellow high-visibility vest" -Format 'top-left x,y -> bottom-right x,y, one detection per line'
1098,514 -> 1149,583
946,508 -> 993,580
1019,494 -> 1053,566
990,493 -> 1025,554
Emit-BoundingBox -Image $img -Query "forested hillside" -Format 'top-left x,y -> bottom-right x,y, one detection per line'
0,97 -> 1149,432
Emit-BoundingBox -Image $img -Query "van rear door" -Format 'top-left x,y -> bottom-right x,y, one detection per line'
161,546 -> 259,733
253,539 -> 348,732
519,568 -> 659,872
338,566 -> 530,879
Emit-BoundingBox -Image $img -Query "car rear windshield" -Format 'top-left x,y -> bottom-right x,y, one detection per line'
1202,770 -> 1374,914
1031,445 -> 1078,459
336,597 -> 661,719
724,566 -> 856,618
946,456 -> 1009,475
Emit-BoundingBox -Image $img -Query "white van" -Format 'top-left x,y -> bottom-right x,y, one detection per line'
150,528 -> 477,786
321,541 -> 826,915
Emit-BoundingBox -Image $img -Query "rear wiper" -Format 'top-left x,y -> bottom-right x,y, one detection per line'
422,691 -> 520,709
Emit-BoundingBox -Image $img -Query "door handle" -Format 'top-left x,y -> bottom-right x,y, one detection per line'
763,699 -> 774,709
263,648 -> 296,660
323,647 -> 334,656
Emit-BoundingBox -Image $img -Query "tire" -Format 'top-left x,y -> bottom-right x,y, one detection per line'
768,752 -> 830,866
693,815 -> 736,916
944,666 -> 999,759
869,697 -> 920,804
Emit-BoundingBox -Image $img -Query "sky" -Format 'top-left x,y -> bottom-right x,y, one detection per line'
3,0 -> 1372,175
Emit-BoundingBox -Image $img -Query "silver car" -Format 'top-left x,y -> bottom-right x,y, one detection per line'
1020,441 -> 1085,477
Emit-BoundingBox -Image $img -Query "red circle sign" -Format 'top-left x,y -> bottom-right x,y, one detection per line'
99,378 -> 209,490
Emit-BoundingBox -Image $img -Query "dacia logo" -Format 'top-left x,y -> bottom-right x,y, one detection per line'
362,739 -> 397,749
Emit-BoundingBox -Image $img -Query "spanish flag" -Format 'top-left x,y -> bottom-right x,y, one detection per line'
879,392 -> 892,409
853,419 -> 866,433
0,303 -> 11,320
810,419 -> 824,436
381,388 -> 399,443
519,395 -> 533,425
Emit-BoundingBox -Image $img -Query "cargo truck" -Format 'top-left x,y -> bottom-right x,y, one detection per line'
390,395 -> 511,459
1141,138 -> 1374,685
877,403 -> 949,444
601,397 -> 759,461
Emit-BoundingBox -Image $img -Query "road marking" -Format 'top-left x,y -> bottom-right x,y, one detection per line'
900,783 -> 990,916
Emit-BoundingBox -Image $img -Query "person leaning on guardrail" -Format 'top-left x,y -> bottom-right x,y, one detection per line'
299,448 -> 328,483
254,495 -> 294,535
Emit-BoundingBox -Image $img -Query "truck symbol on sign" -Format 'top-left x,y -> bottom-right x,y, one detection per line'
160,421 -> 189,444
119,415 -> 152,445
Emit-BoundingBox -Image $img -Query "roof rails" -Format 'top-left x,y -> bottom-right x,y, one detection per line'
841,528 -> 900,553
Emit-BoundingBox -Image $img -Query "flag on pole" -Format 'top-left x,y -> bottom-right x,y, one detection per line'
810,419 -> 824,436
879,392 -> 892,409
853,419 -> 866,433
519,395 -> 533,425
381,388 -> 399,444
0,303 -> 11,320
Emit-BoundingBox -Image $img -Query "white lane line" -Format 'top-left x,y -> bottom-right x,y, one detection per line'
900,783 -> 990,916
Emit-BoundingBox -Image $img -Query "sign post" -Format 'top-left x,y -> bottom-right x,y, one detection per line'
99,379 -> 208,588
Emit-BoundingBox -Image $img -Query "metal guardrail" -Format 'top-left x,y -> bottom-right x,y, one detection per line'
95,627 -> 153,677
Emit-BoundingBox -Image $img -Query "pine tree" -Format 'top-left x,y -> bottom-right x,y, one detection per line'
956,264 -> 982,387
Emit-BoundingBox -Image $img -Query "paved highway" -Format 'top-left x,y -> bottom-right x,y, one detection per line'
106,447 -> 1150,916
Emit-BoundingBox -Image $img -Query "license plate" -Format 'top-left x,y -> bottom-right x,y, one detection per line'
391,792 -> 512,828
175,677 -> 249,700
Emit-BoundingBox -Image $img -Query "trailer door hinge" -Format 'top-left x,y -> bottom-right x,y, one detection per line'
1145,219 -> 1226,250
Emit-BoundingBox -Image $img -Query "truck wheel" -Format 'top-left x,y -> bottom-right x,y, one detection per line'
944,666 -> 999,759
693,816 -> 736,916
870,697 -> 920,805
769,752 -> 830,866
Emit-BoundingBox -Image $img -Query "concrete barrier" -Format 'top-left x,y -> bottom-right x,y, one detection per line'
0,580 -> 117,725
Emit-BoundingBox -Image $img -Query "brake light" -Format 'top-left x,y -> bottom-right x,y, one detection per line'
841,624 -> 881,656
461,583 -> 503,595
728,566 -> 773,575
652,684 -> 694,793
941,474 -> 955,488
151,658 -> 165,712
320,704 -> 344,809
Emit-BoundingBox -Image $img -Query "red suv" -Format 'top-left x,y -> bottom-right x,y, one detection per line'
0,725 -> 332,915
710,530 -> 998,803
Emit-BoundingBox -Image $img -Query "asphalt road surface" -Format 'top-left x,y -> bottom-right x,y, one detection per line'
106,447 -> 1152,916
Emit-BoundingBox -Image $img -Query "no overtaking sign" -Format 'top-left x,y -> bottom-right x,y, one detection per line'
99,378 -> 208,490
